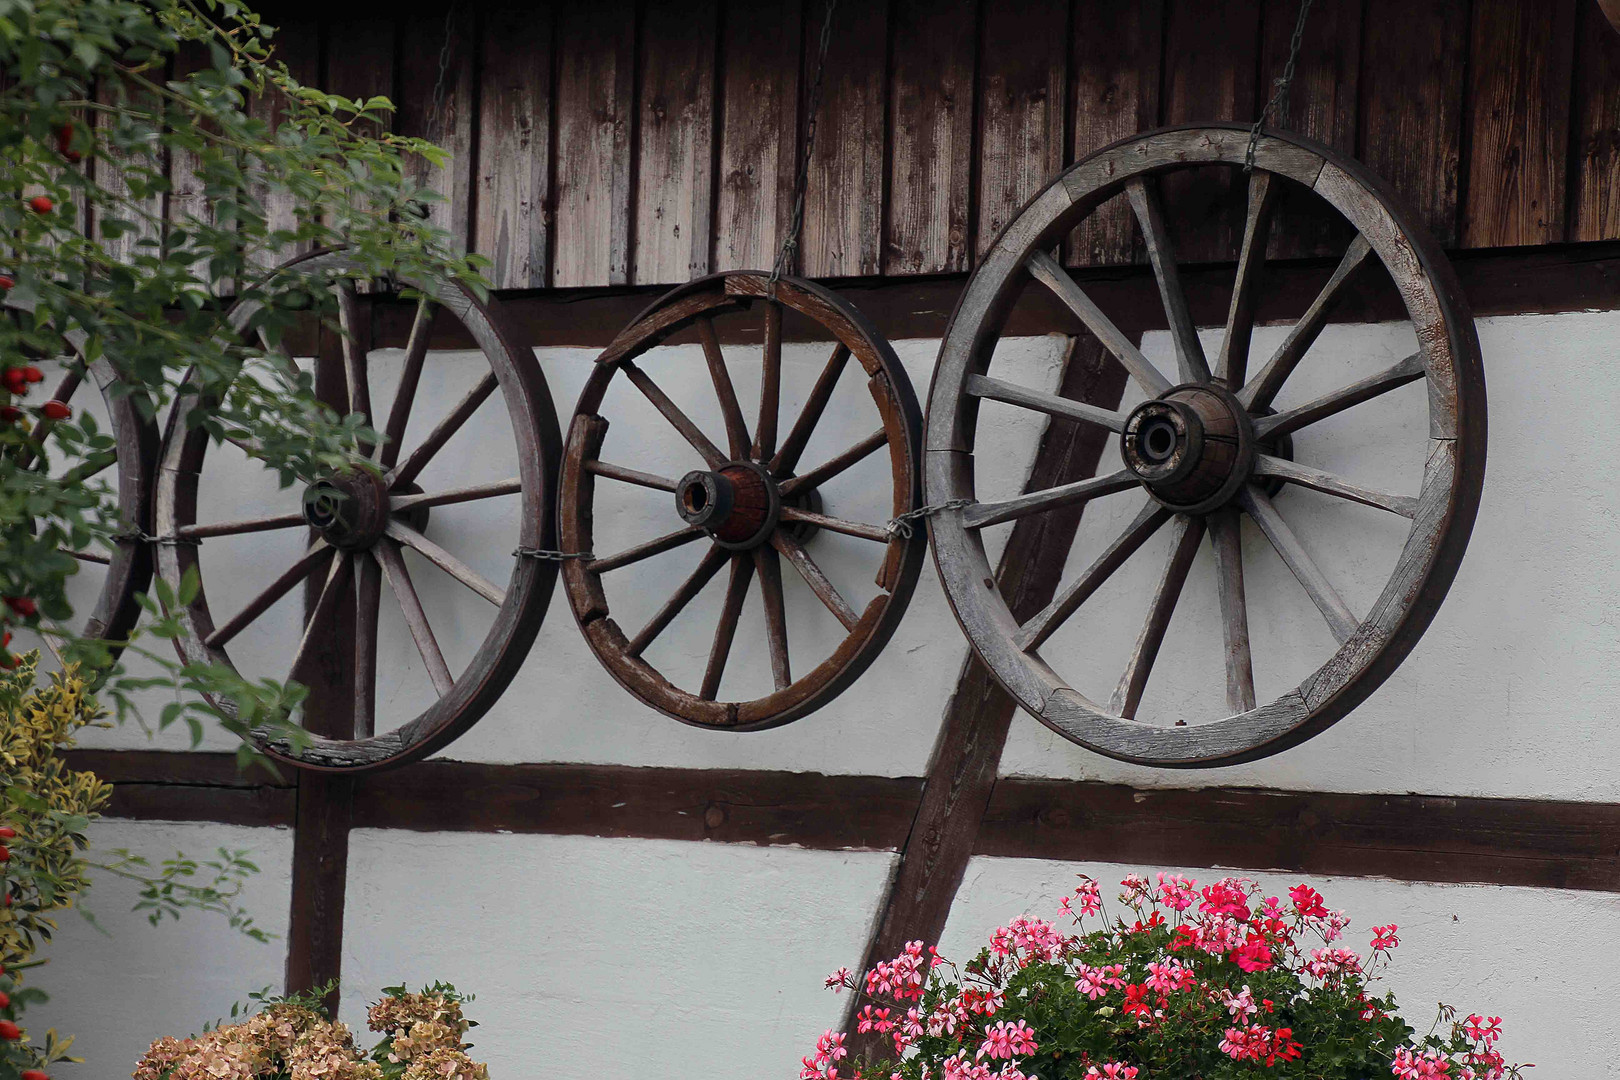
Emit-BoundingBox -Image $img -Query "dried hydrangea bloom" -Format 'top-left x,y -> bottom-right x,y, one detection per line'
133,1035 -> 196,1080
367,992 -> 467,1039
386,1019 -> 463,1063
244,1002 -> 324,1056
284,1017 -> 361,1079
400,1047 -> 489,1080
175,1026 -> 268,1080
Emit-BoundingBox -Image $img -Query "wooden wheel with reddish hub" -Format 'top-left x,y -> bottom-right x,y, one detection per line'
560,271 -> 926,729
2,293 -> 157,655
153,249 -> 561,772
924,125 -> 1487,767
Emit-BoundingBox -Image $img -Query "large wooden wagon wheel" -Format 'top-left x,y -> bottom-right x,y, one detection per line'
154,249 -> 561,772
926,125 -> 1486,767
3,294 -> 156,652
560,272 -> 926,729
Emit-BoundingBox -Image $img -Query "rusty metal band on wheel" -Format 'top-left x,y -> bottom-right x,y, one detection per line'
560,271 -> 926,731
923,125 -> 1486,768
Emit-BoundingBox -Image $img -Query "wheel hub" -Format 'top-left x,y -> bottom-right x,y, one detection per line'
302,470 -> 391,550
674,461 -> 781,549
1122,384 -> 1254,514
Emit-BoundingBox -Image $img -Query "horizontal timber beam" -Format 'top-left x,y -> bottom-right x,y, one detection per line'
345,241 -> 1620,353
71,751 -> 1620,893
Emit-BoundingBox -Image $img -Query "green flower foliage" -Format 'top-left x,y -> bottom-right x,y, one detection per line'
0,0 -> 479,742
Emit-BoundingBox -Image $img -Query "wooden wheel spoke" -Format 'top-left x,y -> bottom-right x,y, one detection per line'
289,550 -> 353,685
60,449 -> 117,486
701,555 -> 754,700
1239,236 -> 1375,410
1110,514 -> 1206,719
1017,501 -> 1173,652
374,539 -> 454,695
584,460 -> 679,493
777,429 -> 888,498
752,300 -> 783,462
753,545 -> 791,689
391,369 -> 499,487
627,544 -> 729,657
385,521 -> 506,607
24,366 -> 85,454
1239,485 -> 1358,644
1253,350 -> 1425,442
335,283 -> 372,426
963,468 -> 1137,531
1126,176 -> 1211,385
777,507 -> 890,543
589,525 -> 705,574
1253,455 -> 1418,517
772,343 -> 852,475
1209,509 -> 1255,714
390,478 -> 523,513
621,360 -> 727,469
772,532 -> 859,630
378,295 -> 435,469
1026,250 -> 1172,397
222,432 -> 267,459
177,510 -> 310,541
966,374 -> 1128,434
1216,170 -> 1279,387
64,548 -> 111,565
696,316 -> 751,459
353,551 -> 380,739
204,542 -> 331,650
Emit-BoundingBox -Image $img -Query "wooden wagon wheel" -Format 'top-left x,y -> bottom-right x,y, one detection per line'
3,295 -> 157,652
559,271 -> 926,729
154,249 -> 561,772
925,125 -> 1486,767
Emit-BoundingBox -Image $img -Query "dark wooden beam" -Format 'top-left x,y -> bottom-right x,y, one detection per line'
66,749 -> 295,827
353,240 -> 1620,353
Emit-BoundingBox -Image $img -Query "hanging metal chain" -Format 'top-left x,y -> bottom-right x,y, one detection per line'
885,499 -> 972,540
424,6 -> 456,138
770,0 -> 840,284
1245,0 -> 1315,172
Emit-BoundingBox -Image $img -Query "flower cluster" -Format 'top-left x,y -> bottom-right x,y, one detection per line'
134,984 -> 487,1080
807,873 -> 1528,1079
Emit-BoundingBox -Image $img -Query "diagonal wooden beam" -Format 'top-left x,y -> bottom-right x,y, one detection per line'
842,324 -> 1138,1052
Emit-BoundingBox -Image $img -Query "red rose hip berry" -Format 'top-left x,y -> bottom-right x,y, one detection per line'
26,196 -> 52,215
0,276 -> 12,291
39,400 -> 69,421
21,1070 -> 48,1080
4,597 -> 36,618
0,1019 -> 20,1039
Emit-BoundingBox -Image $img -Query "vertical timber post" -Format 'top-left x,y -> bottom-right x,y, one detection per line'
284,318 -> 360,1015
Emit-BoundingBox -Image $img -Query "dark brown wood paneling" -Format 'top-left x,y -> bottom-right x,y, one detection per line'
351,763 -> 922,849
1064,0 -> 1163,267
1260,0 -> 1363,259
633,0 -> 719,284
844,330 -> 1135,1054
713,0 -> 802,272
396,12 -> 476,252
885,0 -> 977,275
800,0 -> 889,277
323,16 -> 396,133
1359,0 -> 1468,246
1461,0 -> 1578,248
1161,0 -> 1261,263
475,4 -> 553,289
980,779 -> 1620,892
553,0 -> 636,286
973,0 -> 1069,261
1572,0 -> 1620,241
242,21 -> 319,269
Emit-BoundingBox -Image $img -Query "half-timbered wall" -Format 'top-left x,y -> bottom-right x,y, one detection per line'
22,1 -> 1620,1077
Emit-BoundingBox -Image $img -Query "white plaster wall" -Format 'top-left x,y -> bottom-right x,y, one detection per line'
340,831 -> 896,1080
25,821 -> 292,1075
944,856 -> 1620,1079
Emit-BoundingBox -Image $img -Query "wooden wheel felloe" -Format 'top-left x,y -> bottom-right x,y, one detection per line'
154,249 -> 561,772
2,295 -> 157,653
925,125 -> 1486,768
560,272 -> 926,730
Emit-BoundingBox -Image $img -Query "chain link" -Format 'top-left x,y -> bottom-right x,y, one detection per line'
770,0 -> 840,284
1245,0 -> 1315,172
884,499 -> 972,540
424,7 -> 456,140
513,547 -> 594,562
113,528 -> 199,547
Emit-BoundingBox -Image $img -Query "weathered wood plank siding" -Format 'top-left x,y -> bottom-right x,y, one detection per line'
250,0 -> 1620,288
